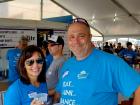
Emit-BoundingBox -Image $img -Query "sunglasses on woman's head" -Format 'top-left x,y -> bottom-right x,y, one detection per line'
72,18 -> 89,27
25,58 -> 44,66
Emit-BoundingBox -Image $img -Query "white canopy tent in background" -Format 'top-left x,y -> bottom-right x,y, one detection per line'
50,0 -> 140,44
0,0 -> 140,44
0,0 -> 101,37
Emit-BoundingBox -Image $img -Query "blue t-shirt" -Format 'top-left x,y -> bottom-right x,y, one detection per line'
56,48 -> 140,105
4,79 -> 48,105
45,54 -> 53,70
6,48 -> 21,82
119,49 -> 137,66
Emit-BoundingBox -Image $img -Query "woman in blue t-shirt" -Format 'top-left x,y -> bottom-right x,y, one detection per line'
4,45 -> 48,105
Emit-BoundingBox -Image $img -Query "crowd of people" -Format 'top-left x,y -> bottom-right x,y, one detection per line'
4,18 -> 140,105
102,41 -> 139,67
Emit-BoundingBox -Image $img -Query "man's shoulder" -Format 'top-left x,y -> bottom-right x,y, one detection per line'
60,57 -> 74,67
93,48 -> 112,57
6,49 -> 15,57
7,48 -> 20,53
94,48 -> 121,61
7,49 -> 13,54
66,56 -> 75,62
8,48 -> 21,54
121,48 -> 128,52
6,48 -> 20,58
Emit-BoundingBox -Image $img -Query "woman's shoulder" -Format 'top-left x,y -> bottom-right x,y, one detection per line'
4,79 -> 22,105
6,79 -> 23,92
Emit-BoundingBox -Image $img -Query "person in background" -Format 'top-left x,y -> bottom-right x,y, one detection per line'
54,18 -> 140,105
134,45 -> 140,56
41,40 -> 53,69
4,45 -> 48,105
46,35 -> 66,105
115,42 -> 124,55
103,42 -> 113,54
119,41 -> 137,67
6,35 -> 29,83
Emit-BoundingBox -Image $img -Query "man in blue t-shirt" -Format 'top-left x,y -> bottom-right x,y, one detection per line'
6,36 -> 28,83
119,41 -> 137,67
53,18 -> 140,105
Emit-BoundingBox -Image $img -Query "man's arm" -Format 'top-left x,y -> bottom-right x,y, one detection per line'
48,89 -> 61,104
133,86 -> 140,105
48,88 -> 56,96
53,92 -> 61,104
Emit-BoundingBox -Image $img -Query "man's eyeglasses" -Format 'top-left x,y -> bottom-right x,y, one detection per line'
72,18 -> 89,27
25,58 -> 44,66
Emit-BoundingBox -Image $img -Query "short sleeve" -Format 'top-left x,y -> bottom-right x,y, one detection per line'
112,58 -> 140,97
4,84 -> 21,105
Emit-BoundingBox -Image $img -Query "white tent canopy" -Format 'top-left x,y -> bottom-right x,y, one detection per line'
51,0 -> 140,37
0,0 -> 140,40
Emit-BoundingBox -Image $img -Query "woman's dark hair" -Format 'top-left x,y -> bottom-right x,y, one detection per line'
17,45 -> 46,84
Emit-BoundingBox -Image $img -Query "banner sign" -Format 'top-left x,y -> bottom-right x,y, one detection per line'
0,29 -> 37,48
